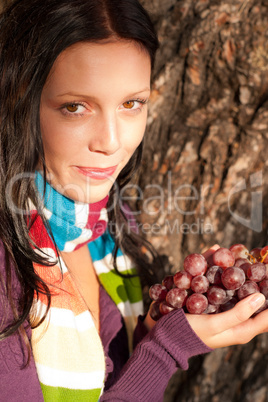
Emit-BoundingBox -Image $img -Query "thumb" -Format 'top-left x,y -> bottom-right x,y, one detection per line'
218,293 -> 266,331
202,244 -> 220,260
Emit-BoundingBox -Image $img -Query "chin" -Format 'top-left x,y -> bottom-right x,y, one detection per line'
65,185 -> 112,204
47,170 -> 115,204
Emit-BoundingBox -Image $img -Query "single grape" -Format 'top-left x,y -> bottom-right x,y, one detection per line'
221,267 -> 246,290
237,280 -> 260,300
250,247 -> 262,260
240,262 -> 251,275
229,244 -> 249,260
183,253 -> 207,276
173,271 -> 192,289
247,262 -> 266,282
220,297 -> 238,312
206,252 -> 216,268
205,265 -> 223,285
149,302 -> 162,321
186,293 -> 208,314
149,284 -> 167,302
207,286 -> 227,305
261,246 -> 268,263
159,301 -> 175,315
234,258 -> 249,268
166,288 -> 188,308
162,275 -> 174,290
265,264 -> 268,279
259,279 -> 268,298
191,275 -> 209,293
212,248 -> 235,268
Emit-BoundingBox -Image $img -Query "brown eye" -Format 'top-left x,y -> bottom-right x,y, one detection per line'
66,104 -> 79,113
123,101 -> 135,109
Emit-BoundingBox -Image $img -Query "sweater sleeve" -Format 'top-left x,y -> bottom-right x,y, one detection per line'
100,308 -> 212,402
0,242 -> 44,402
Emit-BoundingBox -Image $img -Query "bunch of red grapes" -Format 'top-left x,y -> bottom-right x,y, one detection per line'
149,244 -> 268,320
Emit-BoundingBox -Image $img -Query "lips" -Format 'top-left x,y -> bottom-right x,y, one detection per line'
75,165 -> 118,180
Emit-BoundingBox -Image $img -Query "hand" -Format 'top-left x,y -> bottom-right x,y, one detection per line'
186,292 -> 268,348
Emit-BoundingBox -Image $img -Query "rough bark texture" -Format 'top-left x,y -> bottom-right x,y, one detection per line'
138,0 -> 268,401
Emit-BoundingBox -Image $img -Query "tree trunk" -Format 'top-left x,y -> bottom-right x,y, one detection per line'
138,0 -> 268,400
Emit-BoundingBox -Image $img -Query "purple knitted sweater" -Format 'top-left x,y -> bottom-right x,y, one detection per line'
0,242 -> 211,401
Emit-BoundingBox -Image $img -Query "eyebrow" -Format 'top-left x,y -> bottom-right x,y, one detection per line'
57,88 -> 151,99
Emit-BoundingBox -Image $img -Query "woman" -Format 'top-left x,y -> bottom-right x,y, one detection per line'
0,0 -> 267,401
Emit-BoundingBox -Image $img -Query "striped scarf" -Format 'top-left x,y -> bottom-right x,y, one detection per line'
29,173 -> 143,401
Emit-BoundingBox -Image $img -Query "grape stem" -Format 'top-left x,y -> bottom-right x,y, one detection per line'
246,252 -> 256,263
261,251 -> 268,263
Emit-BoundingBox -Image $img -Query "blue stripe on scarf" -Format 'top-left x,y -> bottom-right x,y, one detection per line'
35,172 -> 84,249
88,231 -> 124,262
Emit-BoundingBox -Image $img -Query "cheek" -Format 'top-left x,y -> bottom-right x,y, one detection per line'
41,124 -> 65,159
40,110 -> 61,156
40,114 -> 81,161
123,115 -> 147,152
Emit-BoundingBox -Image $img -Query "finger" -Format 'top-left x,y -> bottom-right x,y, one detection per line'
143,311 -> 157,331
145,302 -> 160,329
208,293 -> 266,334
202,244 -> 220,260
211,306 -> 268,348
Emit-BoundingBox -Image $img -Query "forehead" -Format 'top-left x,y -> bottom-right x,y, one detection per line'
44,40 -> 151,98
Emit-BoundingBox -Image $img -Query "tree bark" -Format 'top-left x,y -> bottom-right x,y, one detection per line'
138,0 -> 268,400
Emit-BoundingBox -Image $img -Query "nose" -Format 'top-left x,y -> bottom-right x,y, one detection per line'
88,111 -> 121,155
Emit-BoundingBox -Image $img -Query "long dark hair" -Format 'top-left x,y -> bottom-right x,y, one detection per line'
0,0 -> 161,359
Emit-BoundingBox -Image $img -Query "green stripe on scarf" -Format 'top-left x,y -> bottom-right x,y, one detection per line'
41,383 -> 102,401
99,268 -> 142,305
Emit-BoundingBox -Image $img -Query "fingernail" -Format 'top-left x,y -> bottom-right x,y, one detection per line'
249,294 -> 264,308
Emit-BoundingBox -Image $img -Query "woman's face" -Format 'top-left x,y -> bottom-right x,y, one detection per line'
40,40 -> 151,203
